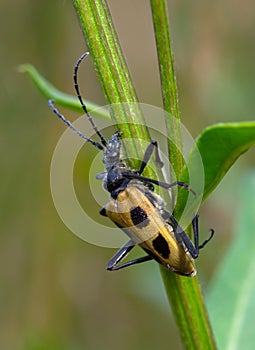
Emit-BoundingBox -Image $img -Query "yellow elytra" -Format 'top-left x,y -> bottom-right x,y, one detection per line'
102,185 -> 196,276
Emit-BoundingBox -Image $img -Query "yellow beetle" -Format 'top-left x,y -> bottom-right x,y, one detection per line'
49,53 -> 214,276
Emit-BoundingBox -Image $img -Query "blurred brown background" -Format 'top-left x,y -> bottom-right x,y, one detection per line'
1,1 -> 255,349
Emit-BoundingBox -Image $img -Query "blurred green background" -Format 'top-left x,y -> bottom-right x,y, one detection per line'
1,1 -> 255,349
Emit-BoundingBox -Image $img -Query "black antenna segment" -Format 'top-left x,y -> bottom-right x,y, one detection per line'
73,52 -> 108,147
48,100 -> 104,150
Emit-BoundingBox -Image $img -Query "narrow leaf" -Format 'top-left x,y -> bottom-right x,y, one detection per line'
20,64 -> 110,119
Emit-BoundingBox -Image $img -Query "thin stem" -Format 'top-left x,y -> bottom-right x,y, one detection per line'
150,0 -> 184,177
150,1 -> 217,349
73,0 -> 151,166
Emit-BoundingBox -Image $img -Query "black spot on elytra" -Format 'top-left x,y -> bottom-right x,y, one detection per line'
130,206 -> 150,228
152,234 -> 170,259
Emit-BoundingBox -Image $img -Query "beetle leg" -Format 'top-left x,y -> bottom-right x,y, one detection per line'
122,139 -> 195,195
107,239 -> 153,271
191,214 -> 215,250
169,214 -> 214,259
122,171 -> 196,196
191,214 -> 200,252
169,214 -> 199,259
138,140 -> 164,175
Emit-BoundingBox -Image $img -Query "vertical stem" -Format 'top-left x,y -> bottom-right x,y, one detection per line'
73,0 -> 151,165
150,0 -> 184,176
150,1 -> 217,349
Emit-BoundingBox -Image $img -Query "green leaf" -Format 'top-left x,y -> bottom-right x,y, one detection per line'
180,122 -> 255,205
20,64 -> 110,119
207,171 -> 255,350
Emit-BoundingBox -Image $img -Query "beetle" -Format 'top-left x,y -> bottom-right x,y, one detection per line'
48,52 -> 214,276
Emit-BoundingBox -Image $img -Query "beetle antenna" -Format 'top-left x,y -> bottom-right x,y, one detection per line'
48,100 -> 104,150
74,52 -> 108,147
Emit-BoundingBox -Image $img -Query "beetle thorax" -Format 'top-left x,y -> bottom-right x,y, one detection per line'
103,132 -> 122,170
105,165 -> 130,199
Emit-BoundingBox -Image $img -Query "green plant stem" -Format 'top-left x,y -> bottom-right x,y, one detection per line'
73,0 -> 151,164
161,269 -> 217,349
150,1 -> 217,349
150,0 -> 184,177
